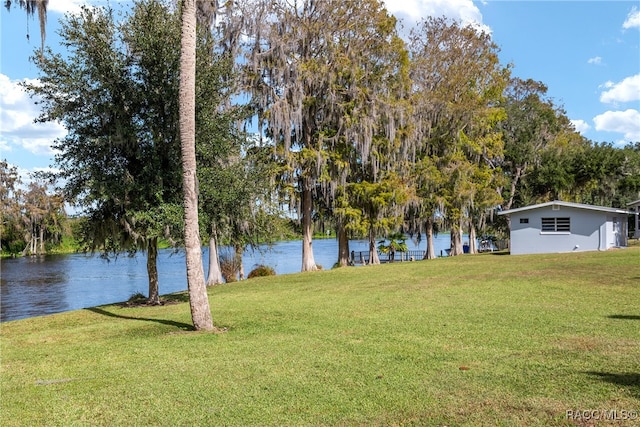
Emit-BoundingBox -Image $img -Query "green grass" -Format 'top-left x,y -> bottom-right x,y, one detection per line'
2,248 -> 639,426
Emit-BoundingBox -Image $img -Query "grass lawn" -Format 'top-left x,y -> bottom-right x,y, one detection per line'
1,247 -> 639,426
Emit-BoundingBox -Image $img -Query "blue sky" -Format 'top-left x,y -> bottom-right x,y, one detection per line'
1,0 -> 639,182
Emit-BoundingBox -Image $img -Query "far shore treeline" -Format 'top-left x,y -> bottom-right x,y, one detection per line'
2,1 -> 639,295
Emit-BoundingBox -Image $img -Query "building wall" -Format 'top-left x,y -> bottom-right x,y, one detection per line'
508,206 -> 624,255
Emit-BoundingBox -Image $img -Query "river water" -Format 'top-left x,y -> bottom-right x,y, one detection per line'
1,236 -> 456,322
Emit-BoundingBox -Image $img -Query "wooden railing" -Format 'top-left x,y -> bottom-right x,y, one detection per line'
350,250 -> 426,265
350,241 -> 508,264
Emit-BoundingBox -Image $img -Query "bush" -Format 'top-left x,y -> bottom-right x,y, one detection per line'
220,254 -> 241,283
122,292 -> 148,307
247,264 -> 276,279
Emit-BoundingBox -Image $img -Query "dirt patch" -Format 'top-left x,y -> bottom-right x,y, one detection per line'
554,336 -> 603,352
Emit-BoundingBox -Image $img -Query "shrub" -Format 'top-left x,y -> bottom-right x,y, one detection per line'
220,253 -> 241,283
247,264 -> 276,279
122,292 -> 148,306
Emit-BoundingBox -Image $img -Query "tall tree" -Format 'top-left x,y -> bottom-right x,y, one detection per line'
193,22 -> 279,285
9,0 -> 215,328
193,24 -> 235,286
408,17 -> 509,256
25,1 -> 186,305
179,0 -> 214,330
243,0 -> 408,271
497,78 -> 563,214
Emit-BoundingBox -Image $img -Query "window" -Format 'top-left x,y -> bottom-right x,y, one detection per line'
541,217 -> 570,232
520,218 -> 529,224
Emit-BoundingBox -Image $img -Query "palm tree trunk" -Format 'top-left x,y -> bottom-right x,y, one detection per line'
147,237 -> 160,305
179,0 -> 213,331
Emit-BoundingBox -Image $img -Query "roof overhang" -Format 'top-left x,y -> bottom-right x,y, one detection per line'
498,200 -> 635,216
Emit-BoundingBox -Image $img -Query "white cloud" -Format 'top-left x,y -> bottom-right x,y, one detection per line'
599,74 -> 640,103
47,0 -> 133,15
383,0 -> 491,33
47,0 -> 85,14
623,6 -> 640,29
0,73 -> 67,157
571,119 -> 591,134
593,109 -> 640,142
587,56 -> 603,65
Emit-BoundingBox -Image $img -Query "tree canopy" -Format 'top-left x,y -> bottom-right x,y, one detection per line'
12,0 -> 640,271
23,0 -> 230,309
241,0 -> 410,270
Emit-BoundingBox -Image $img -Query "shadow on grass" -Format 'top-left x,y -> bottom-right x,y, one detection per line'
85,307 -> 194,331
585,372 -> 640,398
607,314 -> 640,320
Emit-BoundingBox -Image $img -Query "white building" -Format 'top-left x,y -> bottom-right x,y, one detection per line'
498,201 -> 634,255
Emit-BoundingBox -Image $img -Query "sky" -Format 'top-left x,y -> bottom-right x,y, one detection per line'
1,0 -> 639,183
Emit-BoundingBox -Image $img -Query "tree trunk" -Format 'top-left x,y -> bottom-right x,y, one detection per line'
234,244 -> 245,280
301,183 -> 317,271
502,166 -> 522,235
21,238 -> 29,256
505,166 -> 523,212
29,229 -> 37,255
337,224 -> 350,267
206,233 -> 223,286
38,225 -> 45,255
147,237 -> 160,305
424,217 -> 436,260
368,229 -> 380,265
468,222 -> 477,254
449,220 -> 464,256
179,0 -> 213,331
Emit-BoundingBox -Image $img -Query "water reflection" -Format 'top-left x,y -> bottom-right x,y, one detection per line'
1,235 -> 455,322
